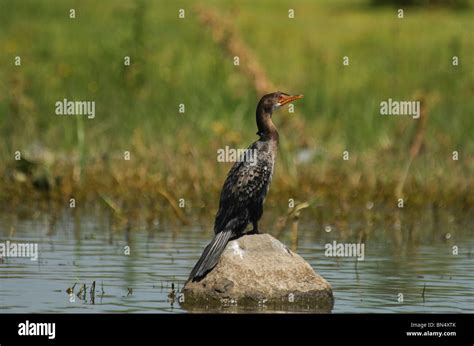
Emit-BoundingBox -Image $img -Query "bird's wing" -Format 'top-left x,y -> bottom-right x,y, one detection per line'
214,141 -> 273,233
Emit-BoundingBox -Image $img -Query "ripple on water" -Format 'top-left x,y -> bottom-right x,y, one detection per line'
0,216 -> 473,313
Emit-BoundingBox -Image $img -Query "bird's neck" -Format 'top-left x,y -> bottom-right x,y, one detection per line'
256,109 -> 279,142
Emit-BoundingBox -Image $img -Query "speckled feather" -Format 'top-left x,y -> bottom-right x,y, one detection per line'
214,139 -> 276,234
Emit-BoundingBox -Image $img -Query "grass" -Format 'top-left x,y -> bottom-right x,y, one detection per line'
0,0 -> 473,224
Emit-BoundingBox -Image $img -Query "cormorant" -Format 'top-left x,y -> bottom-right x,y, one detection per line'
188,92 -> 304,282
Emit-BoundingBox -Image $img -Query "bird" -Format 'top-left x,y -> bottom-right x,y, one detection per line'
188,92 -> 303,282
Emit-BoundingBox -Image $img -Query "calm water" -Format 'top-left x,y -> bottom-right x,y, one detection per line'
0,211 -> 473,313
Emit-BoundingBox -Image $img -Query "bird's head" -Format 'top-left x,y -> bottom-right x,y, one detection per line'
258,91 -> 304,114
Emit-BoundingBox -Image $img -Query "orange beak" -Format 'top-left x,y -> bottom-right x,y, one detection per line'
279,94 -> 304,106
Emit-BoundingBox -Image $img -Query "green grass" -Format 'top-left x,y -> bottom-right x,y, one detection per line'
0,0 -> 473,215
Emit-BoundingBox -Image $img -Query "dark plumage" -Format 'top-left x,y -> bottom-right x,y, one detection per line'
188,91 -> 303,282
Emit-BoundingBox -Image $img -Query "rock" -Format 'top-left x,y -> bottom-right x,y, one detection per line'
181,234 -> 334,312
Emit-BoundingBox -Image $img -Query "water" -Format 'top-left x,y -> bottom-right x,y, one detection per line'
0,211 -> 473,313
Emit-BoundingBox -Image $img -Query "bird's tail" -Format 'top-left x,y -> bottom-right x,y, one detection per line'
188,230 -> 233,282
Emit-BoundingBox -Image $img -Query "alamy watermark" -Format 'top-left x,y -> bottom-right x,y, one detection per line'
217,146 -> 257,165
55,98 -> 95,119
325,241 -> 365,261
380,98 -> 420,119
18,320 -> 55,339
0,240 -> 38,261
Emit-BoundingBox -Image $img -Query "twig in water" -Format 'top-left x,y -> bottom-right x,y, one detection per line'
90,281 -> 96,305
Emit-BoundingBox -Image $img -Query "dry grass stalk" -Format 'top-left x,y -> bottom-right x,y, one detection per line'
396,96 -> 429,199
194,4 -> 276,95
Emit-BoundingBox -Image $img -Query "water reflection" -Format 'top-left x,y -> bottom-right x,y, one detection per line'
0,210 -> 472,313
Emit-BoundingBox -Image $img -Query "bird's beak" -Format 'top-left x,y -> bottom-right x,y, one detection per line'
278,94 -> 304,106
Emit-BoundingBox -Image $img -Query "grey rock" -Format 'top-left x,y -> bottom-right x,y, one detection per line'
181,234 -> 334,312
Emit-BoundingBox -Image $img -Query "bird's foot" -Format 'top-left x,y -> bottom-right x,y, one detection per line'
247,228 -> 260,235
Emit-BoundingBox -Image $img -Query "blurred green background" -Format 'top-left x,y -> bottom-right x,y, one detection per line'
0,0 -> 473,216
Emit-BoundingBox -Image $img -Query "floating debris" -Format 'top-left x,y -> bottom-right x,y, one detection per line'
168,283 -> 176,305
66,281 -> 77,296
